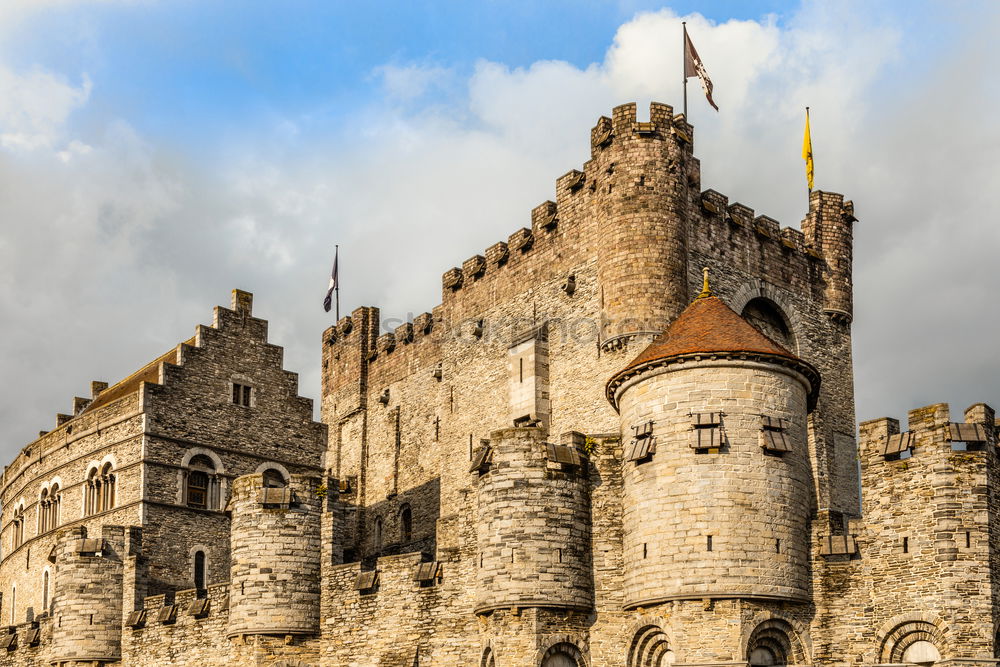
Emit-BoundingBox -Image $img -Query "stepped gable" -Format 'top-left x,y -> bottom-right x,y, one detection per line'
83,337 -> 195,413
606,294 -> 819,409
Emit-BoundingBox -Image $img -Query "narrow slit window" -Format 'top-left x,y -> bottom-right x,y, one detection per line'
902,537 -> 909,554
707,535 -> 713,551
966,531 -> 971,548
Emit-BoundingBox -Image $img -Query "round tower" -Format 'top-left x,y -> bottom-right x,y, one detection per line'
606,282 -> 820,608
591,102 -> 695,349
50,526 -> 124,665
474,427 -> 592,614
228,473 -> 322,637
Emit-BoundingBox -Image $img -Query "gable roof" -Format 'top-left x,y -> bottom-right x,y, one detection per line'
83,337 -> 194,413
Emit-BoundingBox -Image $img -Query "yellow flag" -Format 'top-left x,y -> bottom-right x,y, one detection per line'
802,108 -> 814,191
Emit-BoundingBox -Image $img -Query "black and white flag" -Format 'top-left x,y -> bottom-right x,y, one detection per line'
684,26 -> 719,111
323,247 -> 339,313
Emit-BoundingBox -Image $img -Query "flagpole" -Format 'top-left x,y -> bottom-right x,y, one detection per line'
682,22 -> 688,119
805,107 -> 812,200
334,244 -> 340,321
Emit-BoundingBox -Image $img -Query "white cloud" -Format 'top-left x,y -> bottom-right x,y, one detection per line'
0,68 -> 91,151
0,2 -> 998,456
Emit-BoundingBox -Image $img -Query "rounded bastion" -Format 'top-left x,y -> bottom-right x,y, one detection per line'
475,427 -> 593,614
227,472 -> 322,637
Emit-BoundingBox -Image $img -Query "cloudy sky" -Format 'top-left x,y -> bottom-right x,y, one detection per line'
0,0 -> 997,459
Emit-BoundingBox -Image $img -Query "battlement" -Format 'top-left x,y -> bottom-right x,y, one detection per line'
860,402 -> 996,460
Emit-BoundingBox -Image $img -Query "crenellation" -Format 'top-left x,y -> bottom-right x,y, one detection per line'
507,226 -> 533,253
753,214 -> 781,239
530,200 -> 557,235
462,254 -> 486,281
700,189 -> 727,216
484,241 -> 509,267
727,202 -> 754,226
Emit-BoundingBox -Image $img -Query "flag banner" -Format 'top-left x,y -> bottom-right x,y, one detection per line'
684,27 -> 719,111
323,249 -> 338,313
803,109 -> 814,191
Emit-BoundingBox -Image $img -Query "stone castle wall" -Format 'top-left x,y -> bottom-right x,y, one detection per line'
5,100 -> 997,666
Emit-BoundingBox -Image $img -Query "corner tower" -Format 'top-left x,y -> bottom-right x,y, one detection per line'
591,102 -> 697,349
607,276 -> 819,610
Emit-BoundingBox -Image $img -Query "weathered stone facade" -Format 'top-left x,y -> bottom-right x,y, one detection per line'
0,101 -> 996,665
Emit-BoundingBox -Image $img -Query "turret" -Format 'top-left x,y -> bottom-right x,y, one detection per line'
607,277 -> 819,607
50,526 -> 125,664
591,102 -> 697,350
801,190 -> 856,323
227,473 -> 322,638
474,427 -> 592,614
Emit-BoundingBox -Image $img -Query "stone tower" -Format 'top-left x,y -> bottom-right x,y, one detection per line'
50,526 -> 125,665
227,473 -> 322,639
590,102 -> 696,349
606,283 -> 820,662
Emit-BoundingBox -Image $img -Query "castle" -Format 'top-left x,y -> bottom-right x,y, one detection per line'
0,101 -> 996,667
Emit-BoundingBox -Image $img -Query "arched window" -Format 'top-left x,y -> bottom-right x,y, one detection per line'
481,647 -> 496,667
741,297 -> 795,351
100,463 -> 115,512
42,570 -> 49,613
185,455 -> 220,509
193,550 -> 206,591
400,504 -> 412,543
86,465 -> 115,515
261,468 -> 286,488
11,505 -> 24,550
50,484 -> 61,529
85,468 -> 100,515
373,517 -> 383,553
38,489 -> 49,533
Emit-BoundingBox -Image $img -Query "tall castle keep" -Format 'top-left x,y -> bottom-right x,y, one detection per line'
0,102 -> 996,666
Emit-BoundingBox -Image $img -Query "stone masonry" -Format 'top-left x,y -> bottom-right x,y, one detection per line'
0,101 -> 995,666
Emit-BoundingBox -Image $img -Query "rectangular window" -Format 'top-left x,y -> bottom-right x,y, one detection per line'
232,383 -> 252,407
706,535 -> 713,551
187,472 -> 208,509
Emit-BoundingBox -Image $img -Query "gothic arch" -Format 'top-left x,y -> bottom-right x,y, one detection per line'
535,638 -> 588,667
876,615 -> 949,664
728,281 -> 803,355
481,644 -> 498,667
740,615 -> 810,666
627,623 -> 675,666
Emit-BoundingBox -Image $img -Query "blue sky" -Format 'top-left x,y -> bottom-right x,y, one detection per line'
0,0 -> 998,455
4,1 -> 797,144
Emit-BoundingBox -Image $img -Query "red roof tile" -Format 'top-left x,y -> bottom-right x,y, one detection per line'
624,296 -> 797,370
607,296 -> 819,410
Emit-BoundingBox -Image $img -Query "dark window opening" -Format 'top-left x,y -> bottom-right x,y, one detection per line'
707,535 -> 713,551
232,383 -> 252,407
400,505 -> 412,543
193,550 -> 206,591
262,469 -> 286,488
187,471 -> 209,509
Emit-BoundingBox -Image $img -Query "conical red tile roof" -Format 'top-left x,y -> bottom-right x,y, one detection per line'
606,295 -> 819,410
626,296 -> 796,368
